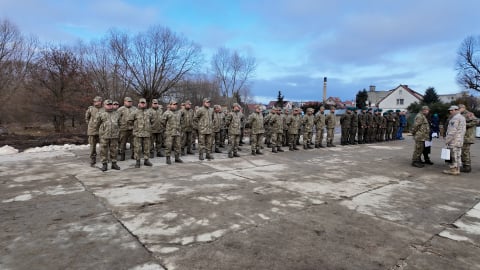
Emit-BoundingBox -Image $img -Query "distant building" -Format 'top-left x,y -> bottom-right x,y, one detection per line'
438,91 -> 469,104
366,85 -> 391,108
367,85 -> 423,111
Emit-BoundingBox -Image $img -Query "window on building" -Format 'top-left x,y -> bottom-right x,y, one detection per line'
396,99 -> 404,105
399,89 -> 403,95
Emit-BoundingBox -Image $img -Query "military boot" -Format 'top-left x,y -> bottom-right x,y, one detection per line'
215,148 -> 222,153
233,152 -> 240,157
206,153 -> 214,160
101,163 -> 108,172
119,152 -> 126,161
443,167 -> 460,175
315,144 -> 319,148
144,159 -> 152,166
319,143 -> 325,148
150,152 -> 154,159
308,144 -> 314,149
272,147 -> 278,153
111,162 -> 121,170
251,150 -> 257,155
256,149 -> 263,155
187,148 -> 194,155
175,154 -> 183,163
411,161 -> 424,168
135,160 -> 141,168
303,144 -> 308,150
166,156 -> 172,165
424,158 -> 434,165
289,145 -> 294,151
228,152 -> 234,158
90,157 -> 96,167
157,151 -> 164,157
277,146 -> 284,152
199,151 -> 205,160
293,145 -> 300,150
460,165 -> 471,173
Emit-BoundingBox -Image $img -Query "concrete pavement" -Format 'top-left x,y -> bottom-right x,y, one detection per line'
1,136 -> 480,270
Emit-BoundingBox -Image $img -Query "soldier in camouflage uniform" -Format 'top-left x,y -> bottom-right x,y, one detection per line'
385,111 -> 394,141
302,108 -> 315,149
128,98 -> 153,168
443,105 -> 466,175
366,108 -> 375,143
117,97 -> 136,161
286,108 -> 301,151
411,106 -> 430,168
459,104 -> 478,173
264,109 -> 275,148
180,100 -> 195,155
340,108 -> 351,145
225,103 -> 242,158
325,106 -> 336,147
239,106 -> 245,146
194,98 -> 215,160
248,104 -> 265,155
270,106 -> 285,153
357,108 -> 367,144
148,99 -> 164,158
282,108 -> 290,146
85,96 -> 103,166
95,99 -> 121,171
314,106 -> 326,148
213,104 -> 224,153
392,110 -> 400,141
374,109 -> 383,142
162,100 -> 183,164
350,108 -> 358,144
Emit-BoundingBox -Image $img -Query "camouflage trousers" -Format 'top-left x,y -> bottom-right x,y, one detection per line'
221,129 -> 227,146
449,147 -> 462,169
327,128 -> 335,144
386,125 -> 393,140
412,140 -> 425,162
119,130 -> 134,154
165,135 -> 181,157
461,143 -> 472,166
150,132 -> 163,155
100,138 -> 118,164
198,133 -> 213,154
283,130 -> 289,146
214,131 -> 222,148
88,135 -> 100,159
288,133 -> 298,148
368,127 -> 377,142
341,127 -> 350,144
228,134 -> 240,154
251,133 -> 264,152
271,132 -> 283,148
315,128 -> 325,146
264,128 -> 272,146
182,131 -> 194,152
350,127 -> 357,144
134,136 -> 150,160
358,127 -> 366,143
303,130 -> 313,145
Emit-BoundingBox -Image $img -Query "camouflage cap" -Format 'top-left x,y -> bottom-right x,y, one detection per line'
448,105 -> 458,111
422,105 -> 430,110
93,96 -> 102,102
124,97 -> 133,102
113,101 -> 119,105
232,103 -> 240,108
152,99 -> 159,104
320,106 -> 325,110
169,100 -> 178,105
185,100 -> 192,105
307,108 -> 314,112
139,98 -> 147,103
103,99 -> 113,105
203,97 -> 211,103
458,104 -> 466,109
214,104 -> 221,109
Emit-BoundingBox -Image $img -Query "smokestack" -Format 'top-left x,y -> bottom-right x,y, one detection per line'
323,77 -> 327,104
369,85 -> 376,92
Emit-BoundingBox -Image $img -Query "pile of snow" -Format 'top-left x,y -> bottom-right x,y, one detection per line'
0,145 -> 19,156
24,144 -> 89,153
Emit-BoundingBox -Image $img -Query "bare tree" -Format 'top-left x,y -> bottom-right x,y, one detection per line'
109,25 -> 202,102
30,45 -> 88,132
456,36 -> 480,91
0,19 -> 37,123
211,47 -> 256,107
169,74 -> 222,106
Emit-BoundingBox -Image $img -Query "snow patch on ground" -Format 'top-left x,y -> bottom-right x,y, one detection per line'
0,145 -> 19,155
129,262 -> 165,270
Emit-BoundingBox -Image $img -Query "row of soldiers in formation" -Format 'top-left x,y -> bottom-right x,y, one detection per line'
85,95 -> 407,171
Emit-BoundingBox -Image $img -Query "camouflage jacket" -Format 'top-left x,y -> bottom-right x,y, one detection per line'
85,105 -> 102,135
358,113 -> 367,128
181,108 -> 195,132
314,112 -> 325,130
264,112 -> 275,130
117,106 -> 137,131
270,113 -> 284,133
411,113 -> 430,141
393,113 -> 400,127
128,108 -> 152,138
162,109 -> 182,137
366,113 -> 375,128
225,111 -> 242,135
95,110 -> 120,139
375,114 -> 384,128
194,106 -> 214,134
325,112 -> 336,129
340,113 -> 352,128
213,111 -> 224,132
148,107 -> 164,133
386,114 -> 394,127
302,114 -> 315,131
248,112 -> 265,135
286,114 -> 301,134
351,113 -> 359,128
462,110 -> 479,144
446,113 -> 466,147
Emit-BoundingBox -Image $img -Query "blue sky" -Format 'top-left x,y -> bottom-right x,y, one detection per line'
1,0 -> 478,103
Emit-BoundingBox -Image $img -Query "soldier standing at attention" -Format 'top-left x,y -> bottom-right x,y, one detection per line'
225,103 -> 242,158
181,100 -> 195,155
411,106 -> 430,168
85,96 -> 103,167
314,106 -> 326,148
213,104 -> 224,153
271,106 -> 285,153
366,108 -> 375,143
286,108 -> 301,151
325,106 -> 337,147
264,109 -> 275,148
357,108 -> 367,144
350,108 -> 359,145
282,108 -> 290,147
194,98 -> 215,160
129,98 -> 153,168
95,99 -> 121,171
162,100 -> 183,164
340,107 -> 351,145
148,99 -> 164,158
443,105 -> 466,175
302,108 -> 315,149
248,104 -> 266,155
392,110 -> 400,141
117,97 -> 136,161
459,104 -> 478,173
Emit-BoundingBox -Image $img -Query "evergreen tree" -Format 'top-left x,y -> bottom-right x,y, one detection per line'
355,89 -> 369,109
423,87 -> 440,104
276,91 -> 285,108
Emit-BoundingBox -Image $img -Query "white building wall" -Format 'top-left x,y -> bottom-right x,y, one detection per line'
378,87 -> 420,111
